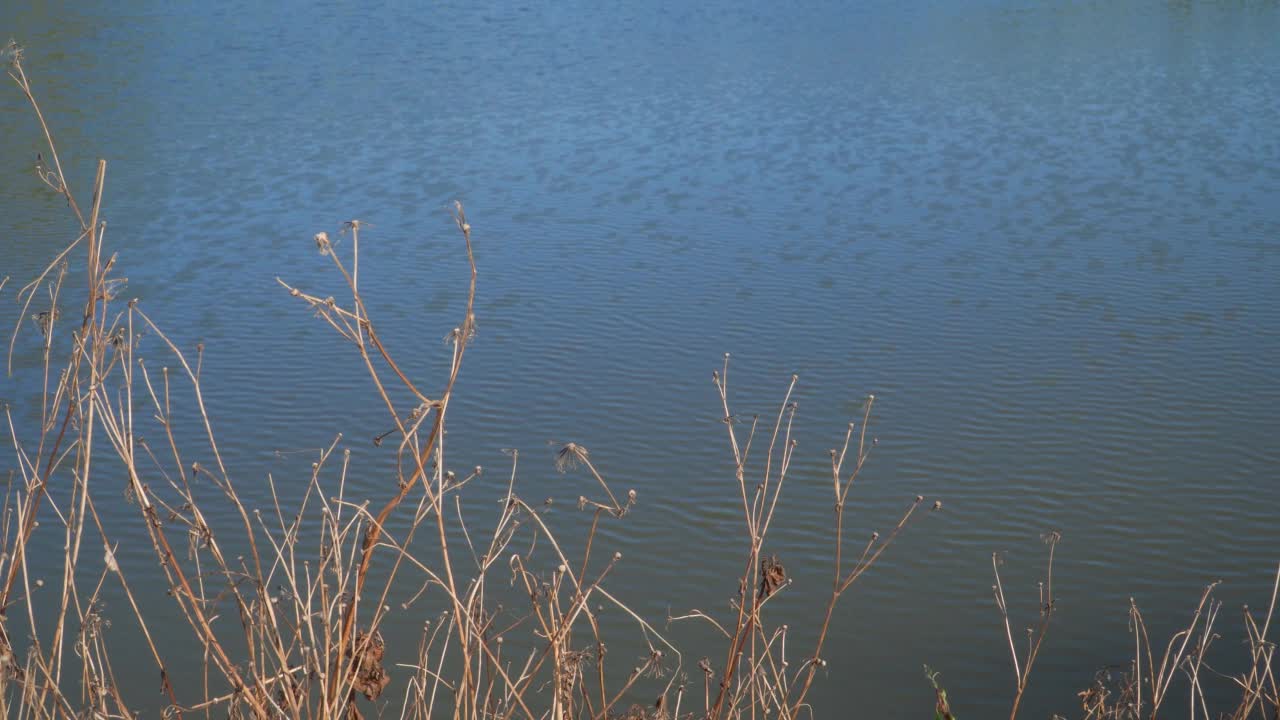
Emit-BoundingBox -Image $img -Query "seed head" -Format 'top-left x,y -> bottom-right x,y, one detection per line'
555,442 -> 590,472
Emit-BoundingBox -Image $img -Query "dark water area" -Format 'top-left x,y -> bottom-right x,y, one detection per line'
2,1 -> 1279,716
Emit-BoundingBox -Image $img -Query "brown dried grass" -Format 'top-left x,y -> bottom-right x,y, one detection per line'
2,42 -> 1276,720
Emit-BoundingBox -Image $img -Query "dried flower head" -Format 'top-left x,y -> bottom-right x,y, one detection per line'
31,306 -> 60,337
3,40 -> 22,67
555,442 -> 590,473
102,276 -> 128,302
759,554 -> 788,599
349,630 -> 390,701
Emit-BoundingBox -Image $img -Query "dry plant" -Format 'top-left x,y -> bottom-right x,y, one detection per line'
1072,564 -> 1279,720
992,531 -> 1061,720
664,369 -> 939,720
1,43 -> 933,720
13,39 -> 1273,720
982,540 -> 1279,720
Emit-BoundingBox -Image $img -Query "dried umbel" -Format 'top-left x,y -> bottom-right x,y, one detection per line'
759,554 -> 788,599
30,306 -> 60,337
2,39 -> 22,66
555,442 -> 590,472
347,630 -> 390,702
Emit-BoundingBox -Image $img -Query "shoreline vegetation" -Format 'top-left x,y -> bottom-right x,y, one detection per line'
2,43 -> 1277,720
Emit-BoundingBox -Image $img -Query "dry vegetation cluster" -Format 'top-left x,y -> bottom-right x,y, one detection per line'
1,44 -> 1278,720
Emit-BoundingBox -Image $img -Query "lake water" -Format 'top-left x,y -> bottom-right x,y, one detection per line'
2,1 -> 1279,717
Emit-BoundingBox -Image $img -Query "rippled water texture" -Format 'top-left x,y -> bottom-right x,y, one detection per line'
2,1 -> 1279,716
